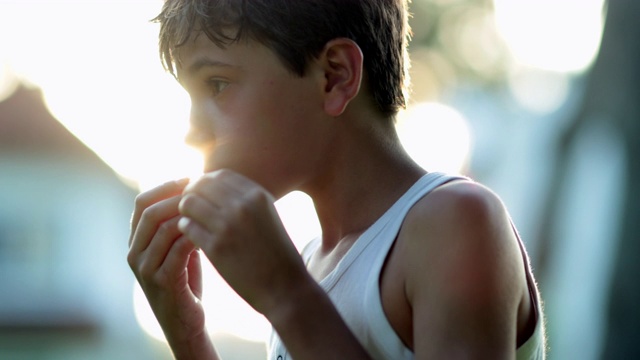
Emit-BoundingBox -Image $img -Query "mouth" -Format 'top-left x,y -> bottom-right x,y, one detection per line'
185,127 -> 215,147
183,133 -> 216,173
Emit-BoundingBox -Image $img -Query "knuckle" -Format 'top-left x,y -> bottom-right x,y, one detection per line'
156,220 -> 175,238
151,268 -> 169,287
246,187 -> 269,204
196,172 -> 218,187
134,192 -> 151,210
173,236 -> 190,253
140,203 -> 163,224
215,168 -> 232,179
126,251 -> 137,269
192,225 -> 221,254
228,198 -> 250,222
138,260 -> 156,280
179,194 -> 196,213
231,188 -> 267,219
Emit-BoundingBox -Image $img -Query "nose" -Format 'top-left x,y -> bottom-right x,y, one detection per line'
185,105 -> 215,149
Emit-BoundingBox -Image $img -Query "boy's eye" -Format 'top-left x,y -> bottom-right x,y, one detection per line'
206,79 -> 229,96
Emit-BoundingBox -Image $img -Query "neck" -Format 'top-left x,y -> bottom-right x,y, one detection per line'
299,115 -> 424,249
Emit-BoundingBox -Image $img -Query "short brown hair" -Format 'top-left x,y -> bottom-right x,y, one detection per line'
154,0 -> 411,116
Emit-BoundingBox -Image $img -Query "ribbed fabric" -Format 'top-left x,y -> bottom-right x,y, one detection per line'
269,172 -> 545,359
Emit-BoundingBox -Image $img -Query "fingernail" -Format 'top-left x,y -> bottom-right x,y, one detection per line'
175,178 -> 190,187
178,217 -> 191,232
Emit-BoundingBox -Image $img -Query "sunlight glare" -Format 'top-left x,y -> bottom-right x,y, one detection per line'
0,62 -> 19,103
1,0 -> 198,190
133,252 -> 272,344
275,191 -> 321,252
494,0 -> 605,73
396,102 -> 471,175
200,252 -> 272,343
133,283 -> 166,343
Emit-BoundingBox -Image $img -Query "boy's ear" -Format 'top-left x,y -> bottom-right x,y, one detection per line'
318,38 -> 363,117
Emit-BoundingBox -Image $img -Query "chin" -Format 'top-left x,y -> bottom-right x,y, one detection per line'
202,161 -> 244,177
202,158 -> 220,174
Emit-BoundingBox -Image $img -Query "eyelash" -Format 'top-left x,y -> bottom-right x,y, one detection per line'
206,78 -> 229,96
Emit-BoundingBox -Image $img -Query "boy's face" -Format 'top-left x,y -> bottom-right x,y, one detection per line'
176,32 -> 335,198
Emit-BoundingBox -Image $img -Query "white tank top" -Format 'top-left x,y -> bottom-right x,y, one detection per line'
269,172 -> 545,359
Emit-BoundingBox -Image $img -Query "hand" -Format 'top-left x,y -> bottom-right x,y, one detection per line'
178,169 -> 310,317
128,179 -> 214,357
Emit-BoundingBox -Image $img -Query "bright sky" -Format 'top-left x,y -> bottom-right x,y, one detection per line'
0,0 -> 604,344
0,0 -> 200,191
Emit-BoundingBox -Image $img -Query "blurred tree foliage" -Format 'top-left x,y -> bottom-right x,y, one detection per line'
533,0 -> 639,357
414,1 -> 640,357
407,0 -> 511,102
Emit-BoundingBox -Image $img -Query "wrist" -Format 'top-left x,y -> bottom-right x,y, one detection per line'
263,276 -> 323,329
166,327 -> 218,360
263,278 -> 372,359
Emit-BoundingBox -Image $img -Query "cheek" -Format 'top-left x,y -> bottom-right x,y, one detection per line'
204,103 -> 277,169
228,83 -> 302,143
204,77 -> 323,180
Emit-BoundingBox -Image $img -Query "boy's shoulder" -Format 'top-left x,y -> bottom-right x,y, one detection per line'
388,177 -> 531,356
397,177 -> 525,302
419,178 -> 504,219
404,178 -> 508,236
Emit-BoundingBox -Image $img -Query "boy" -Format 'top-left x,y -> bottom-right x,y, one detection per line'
127,0 -> 546,359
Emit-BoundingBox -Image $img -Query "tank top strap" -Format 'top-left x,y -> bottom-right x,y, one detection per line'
360,172 -> 467,358
316,173 -> 467,292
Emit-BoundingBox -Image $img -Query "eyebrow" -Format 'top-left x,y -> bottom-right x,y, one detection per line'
189,57 -> 236,73
177,57 -> 237,85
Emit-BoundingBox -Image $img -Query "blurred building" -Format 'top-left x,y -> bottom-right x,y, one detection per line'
0,84 -> 168,359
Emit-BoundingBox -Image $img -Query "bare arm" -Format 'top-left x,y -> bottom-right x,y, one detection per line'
402,181 -> 528,359
264,273 -> 372,359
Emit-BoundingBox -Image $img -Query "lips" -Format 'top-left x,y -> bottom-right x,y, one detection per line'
185,126 -> 214,146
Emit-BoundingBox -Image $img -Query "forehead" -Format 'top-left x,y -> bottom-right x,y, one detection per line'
175,31 -> 281,80
176,31 -> 235,67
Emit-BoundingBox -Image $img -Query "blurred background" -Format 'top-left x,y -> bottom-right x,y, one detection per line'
0,0 -> 637,359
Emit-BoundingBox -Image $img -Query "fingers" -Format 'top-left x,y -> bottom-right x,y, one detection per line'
184,169 -> 274,205
160,235 -> 198,281
176,170 -> 308,315
186,250 -> 203,299
179,191 -> 220,229
179,169 -> 274,226
138,216 -> 182,272
131,232 -> 197,288
130,195 -> 182,253
177,216 -> 216,251
128,179 -> 193,286
129,178 -> 189,247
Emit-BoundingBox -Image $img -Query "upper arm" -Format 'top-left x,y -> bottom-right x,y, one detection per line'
401,181 -> 526,359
